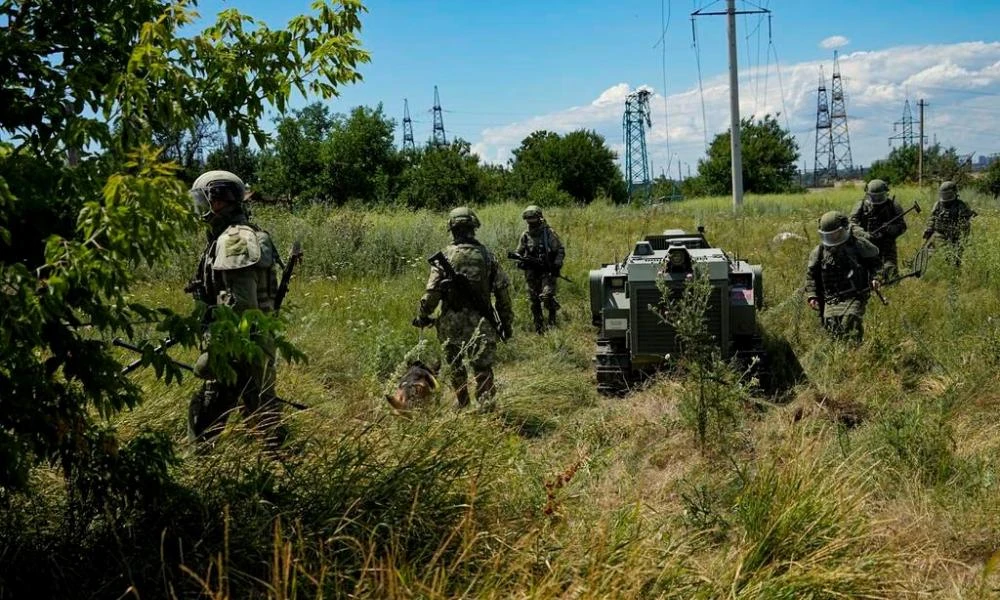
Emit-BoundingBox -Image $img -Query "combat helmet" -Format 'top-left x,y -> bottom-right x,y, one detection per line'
939,181 -> 958,203
865,179 -> 889,204
190,170 -> 246,221
818,210 -> 850,247
447,206 -> 481,231
521,205 -> 543,220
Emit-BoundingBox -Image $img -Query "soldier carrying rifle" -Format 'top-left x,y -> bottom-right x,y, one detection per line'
413,207 -> 514,409
511,205 -> 565,333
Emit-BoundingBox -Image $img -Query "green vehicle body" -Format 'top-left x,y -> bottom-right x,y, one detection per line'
589,227 -> 765,395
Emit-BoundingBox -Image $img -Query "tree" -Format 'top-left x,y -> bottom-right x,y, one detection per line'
0,0 -> 367,497
398,140 -> 485,209
325,103 -> 402,204
510,129 -> 626,204
694,115 -> 799,195
975,157 -> 1000,200
868,143 -> 971,187
257,102 -> 401,205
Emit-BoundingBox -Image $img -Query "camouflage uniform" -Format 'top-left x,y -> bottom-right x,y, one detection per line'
188,170 -> 283,444
515,205 -> 565,333
849,179 -> 906,279
806,211 -> 882,343
923,181 -> 975,266
416,208 -> 514,408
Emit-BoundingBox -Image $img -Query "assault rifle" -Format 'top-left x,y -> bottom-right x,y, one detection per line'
427,251 -> 509,342
868,201 -> 921,239
274,239 -> 303,313
505,251 -> 573,283
114,337 -> 190,375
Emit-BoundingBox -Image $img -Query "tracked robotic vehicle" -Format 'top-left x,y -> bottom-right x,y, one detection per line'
589,227 -> 765,395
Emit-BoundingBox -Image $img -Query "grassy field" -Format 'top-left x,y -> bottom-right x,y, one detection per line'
5,186 -> 1000,598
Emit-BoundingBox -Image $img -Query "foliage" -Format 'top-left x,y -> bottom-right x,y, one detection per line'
257,102 -> 401,205
0,0 -> 368,498
397,139 -> 488,210
868,142 -> 971,186
510,129 -> 626,204
693,114 -> 799,195
974,157 -> 1000,199
651,271 -> 750,450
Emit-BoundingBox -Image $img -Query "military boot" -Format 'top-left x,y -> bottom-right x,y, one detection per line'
455,386 -> 471,409
474,368 -> 496,412
545,297 -> 558,327
530,300 -> 545,334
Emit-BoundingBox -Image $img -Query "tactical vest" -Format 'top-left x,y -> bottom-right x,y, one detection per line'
931,201 -> 970,240
522,226 -> 555,262
196,224 -> 279,312
442,242 -> 494,310
819,242 -> 870,301
856,200 -> 896,233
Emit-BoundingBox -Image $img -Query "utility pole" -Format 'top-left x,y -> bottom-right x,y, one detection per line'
918,99 -> 927,187
401,98 -> 415,151
691,0 -> 769,211
888,99 -> 915,149
829,50 -> 854,175
431,85 -> 447,146
813,67 -> 833,186
623,89 -> 652,203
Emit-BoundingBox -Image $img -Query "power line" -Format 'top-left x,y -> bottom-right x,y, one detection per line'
658,0 -> 673,169
690,16 -> 710,149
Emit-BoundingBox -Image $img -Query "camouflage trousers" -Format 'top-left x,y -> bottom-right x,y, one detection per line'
526,272 -> 559,329
188,357 -> 285,447
821,297 -> 868,343
874,241 -> 899,280
929,235 -> 965,267
436,308 -> 497,407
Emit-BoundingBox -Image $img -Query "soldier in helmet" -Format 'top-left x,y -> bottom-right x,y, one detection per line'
514,205 -> 566,333
923,181 -> 976,265
413,207 -> 514,408
187,170 -> 284,445
805,210 -> 882,342
849,179 -> 907,279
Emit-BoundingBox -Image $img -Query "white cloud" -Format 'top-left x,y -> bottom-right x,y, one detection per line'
820,35 -> 850,50
469,41 -> 1000,175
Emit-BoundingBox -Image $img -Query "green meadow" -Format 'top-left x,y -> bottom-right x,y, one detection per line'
6,186 -> 1000,598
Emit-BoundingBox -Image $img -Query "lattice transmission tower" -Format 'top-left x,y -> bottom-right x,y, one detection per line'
401,98 -> 415,151
888,98 -> 916,148
829,50 -> 853,174
812,67 -> 833,186
623,89 -> 652,203
431,85 -> 447,146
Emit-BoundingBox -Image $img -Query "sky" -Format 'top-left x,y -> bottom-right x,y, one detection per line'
196,0 -> 1000,177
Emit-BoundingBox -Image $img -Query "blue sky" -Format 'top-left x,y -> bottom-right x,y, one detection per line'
197,0 -> 1000,175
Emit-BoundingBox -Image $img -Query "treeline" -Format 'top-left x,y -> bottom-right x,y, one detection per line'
185,102 -> 628,208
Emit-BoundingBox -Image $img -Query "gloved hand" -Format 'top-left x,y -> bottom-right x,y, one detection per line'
412,315 -> 434,328
499,321 -> 513,341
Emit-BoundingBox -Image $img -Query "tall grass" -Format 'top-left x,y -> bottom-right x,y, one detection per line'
4,188 -> 1000,598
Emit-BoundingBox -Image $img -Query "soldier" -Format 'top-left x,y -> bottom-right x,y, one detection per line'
514,205 -> 565,333
923,181 -> 975,265
849,179 -> 907,279
806,210 -> 882,343
413,207 -> 514,408
187,170 -> 284,445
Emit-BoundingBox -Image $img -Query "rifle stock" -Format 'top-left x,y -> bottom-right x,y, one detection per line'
274,240 -> 303,313
428,251 -> 509,342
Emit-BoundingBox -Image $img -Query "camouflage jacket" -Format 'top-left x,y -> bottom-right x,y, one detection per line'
849,197 -> 907,244
515,222 -> 565,272
924,199 -> 974,242
805,235 -> 881,316
420,239 -> 514,328
192,217 -> 280,313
